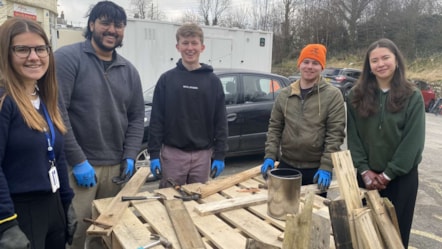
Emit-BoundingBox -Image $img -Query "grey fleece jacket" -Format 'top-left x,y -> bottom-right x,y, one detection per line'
55,40 -> 144,166
265,77 -> 346,172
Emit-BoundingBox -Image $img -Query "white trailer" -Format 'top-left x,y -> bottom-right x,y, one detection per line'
117,19 -> 273,90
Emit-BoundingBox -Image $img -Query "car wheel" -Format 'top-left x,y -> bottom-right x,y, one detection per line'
135,145 -> 161,182
135,144 -> 150,169
427,99 -> 435,112
343,86 -> 352,101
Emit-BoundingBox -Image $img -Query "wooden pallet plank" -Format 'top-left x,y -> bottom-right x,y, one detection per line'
283,191 -> 315,249
331,151 -> 363,248
164,199 -> 205,249
202,190 -> 283,247
383,197 -> 401,238
92,197 -> 152,249
245,238 -> 280,249
331,151 -> 363,211
194,194 -> 267,216
184,162 -> 279,199
328,199 -> 353,249
365,191 -> 404,249
352,208 -> 384,249
184,201 -> 248,249
87,167 -> 150,236
153,188 -> 247,249
234,179 -> 331,249
131,195 -> 182,249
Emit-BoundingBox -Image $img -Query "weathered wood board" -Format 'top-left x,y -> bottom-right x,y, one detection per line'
93,177 -> 336,249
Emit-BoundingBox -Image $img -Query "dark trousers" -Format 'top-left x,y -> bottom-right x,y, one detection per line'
357,167 -> 418,248
12,192 -> 66,249
278,160 -> 327,197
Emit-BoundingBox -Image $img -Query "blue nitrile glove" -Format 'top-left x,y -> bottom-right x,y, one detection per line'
72,160 -> 96,187
261,158 -> 275,179
124,158 -> 135,177
210,160 -> 225,178
313,169 -> 332,191
150,159 -> 161,178
112,158 -> 135,185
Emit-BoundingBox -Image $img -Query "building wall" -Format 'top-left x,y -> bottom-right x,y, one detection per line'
55,28 -> 84,50
0,0 -> 58,46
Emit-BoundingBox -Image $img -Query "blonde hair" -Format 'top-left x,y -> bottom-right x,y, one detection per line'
0,17 -> 66,133
176,23 -> 204,44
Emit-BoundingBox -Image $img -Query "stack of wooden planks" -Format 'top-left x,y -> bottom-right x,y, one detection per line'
330,150 -> 404,249
89,165 -> 336,249
87,150 -> 403,249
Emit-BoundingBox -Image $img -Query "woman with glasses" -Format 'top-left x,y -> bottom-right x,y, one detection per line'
0,17 -> 76,249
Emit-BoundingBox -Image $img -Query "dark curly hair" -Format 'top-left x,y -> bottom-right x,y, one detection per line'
83,1 -> 127,40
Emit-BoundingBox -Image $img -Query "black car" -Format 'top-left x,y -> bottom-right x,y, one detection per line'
135,69 -> 291,166
322,67 -> 361,100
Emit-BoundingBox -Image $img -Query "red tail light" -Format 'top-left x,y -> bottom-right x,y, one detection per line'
335,75 -> 346,83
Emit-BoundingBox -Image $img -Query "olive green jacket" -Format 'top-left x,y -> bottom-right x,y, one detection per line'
265,78 -> 346,172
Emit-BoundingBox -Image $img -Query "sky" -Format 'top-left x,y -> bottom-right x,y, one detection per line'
58,0 -> 253,27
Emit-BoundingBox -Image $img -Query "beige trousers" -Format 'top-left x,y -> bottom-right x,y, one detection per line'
67,164 -> 121,249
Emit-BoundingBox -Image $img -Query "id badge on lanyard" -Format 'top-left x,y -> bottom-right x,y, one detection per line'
42,103 -> 60,193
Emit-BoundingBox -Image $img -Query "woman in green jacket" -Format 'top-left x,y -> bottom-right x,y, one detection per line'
347,38 -> 425,248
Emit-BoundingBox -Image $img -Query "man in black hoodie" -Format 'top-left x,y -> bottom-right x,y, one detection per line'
148,23 -> 228,188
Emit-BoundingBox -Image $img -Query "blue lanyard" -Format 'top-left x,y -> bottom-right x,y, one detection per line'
41,102 -> 56,165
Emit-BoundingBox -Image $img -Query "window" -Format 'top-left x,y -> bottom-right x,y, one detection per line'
243,75 -> 276,102
220,76 -> 238,105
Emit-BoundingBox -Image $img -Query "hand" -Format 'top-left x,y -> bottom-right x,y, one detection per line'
0,223 -> 30,249
112,158 -> 135,185
210,160 -> 225,178
150,159 -> 162,178
72,160 -> 96,187
65,204 -> 77,245
374,172 -> 390,190
261,158 -> 275,179
361,170 -> 381,190
313,169 -> 332,191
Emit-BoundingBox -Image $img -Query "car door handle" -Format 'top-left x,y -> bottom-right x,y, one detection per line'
226,113 -> 237,122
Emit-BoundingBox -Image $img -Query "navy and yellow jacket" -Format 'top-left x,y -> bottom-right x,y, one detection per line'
0,94 -> 73,224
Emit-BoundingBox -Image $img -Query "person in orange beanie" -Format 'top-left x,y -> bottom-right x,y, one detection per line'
261,43 -> 345,196
297,44 -> 327,69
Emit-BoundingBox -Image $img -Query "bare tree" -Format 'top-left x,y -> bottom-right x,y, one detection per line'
200,0 -> 211,25
131,0 -> 151,19
331,0 -> 374,48
250,0 -> 271,30
130,0 -> 164,20
181,10 -> 202,24
146,2 -> 166,20
222,6 -> 252,28
199,0 -> 231,26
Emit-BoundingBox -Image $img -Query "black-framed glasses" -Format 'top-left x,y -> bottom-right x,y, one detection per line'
11,45 -> 51,58
97,18 -> 125,31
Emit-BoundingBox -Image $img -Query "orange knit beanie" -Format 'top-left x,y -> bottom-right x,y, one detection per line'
297,44 -> 327,69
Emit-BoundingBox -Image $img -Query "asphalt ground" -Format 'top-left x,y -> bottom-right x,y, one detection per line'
141,112 -> 442,249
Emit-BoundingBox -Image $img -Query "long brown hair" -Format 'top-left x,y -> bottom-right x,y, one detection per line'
350,38 -> 414,117
0,17 -> 66,133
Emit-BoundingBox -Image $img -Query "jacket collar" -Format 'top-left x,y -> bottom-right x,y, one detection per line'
289,76 -> 329,96
82,39 -> 126,66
